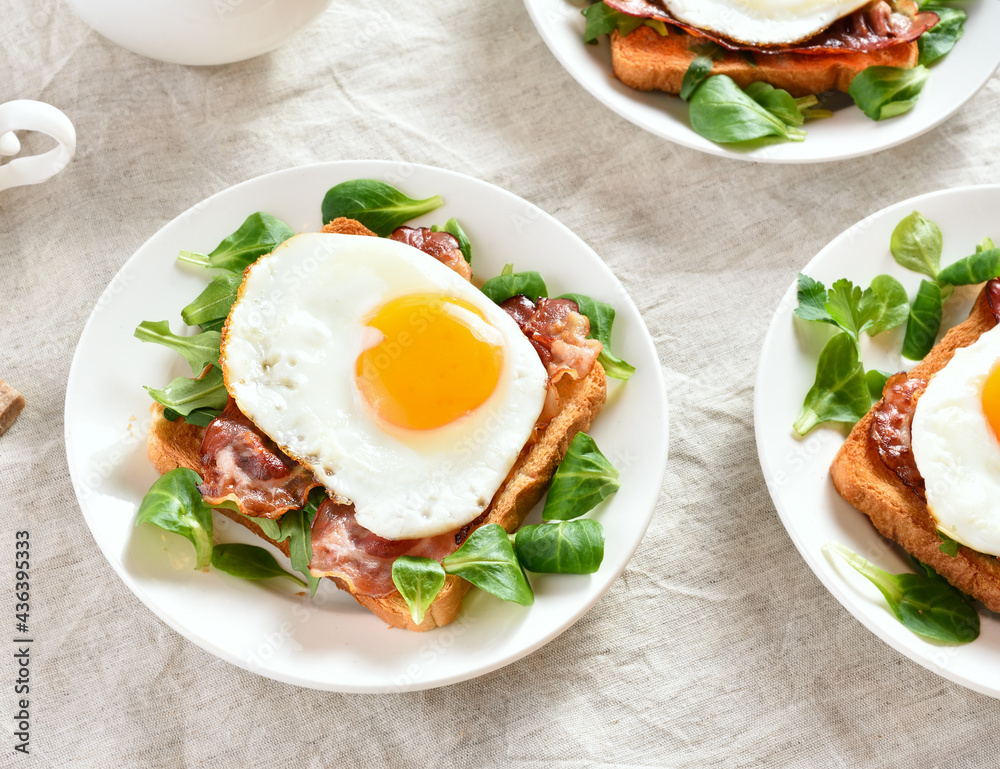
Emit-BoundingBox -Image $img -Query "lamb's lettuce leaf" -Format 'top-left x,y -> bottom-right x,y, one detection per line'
392,556 -> 447,625
136,469 -> 214,569
514,520 -> 605,574
442,524 -> 533,606
321,179 -> 443,236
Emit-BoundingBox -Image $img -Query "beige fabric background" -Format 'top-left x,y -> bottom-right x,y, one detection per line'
3,1 -> 1000,766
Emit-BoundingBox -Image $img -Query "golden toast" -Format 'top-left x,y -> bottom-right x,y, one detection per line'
611,26 -> 919,98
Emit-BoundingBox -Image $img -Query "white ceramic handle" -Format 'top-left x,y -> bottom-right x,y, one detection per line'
0,100 -> 76,193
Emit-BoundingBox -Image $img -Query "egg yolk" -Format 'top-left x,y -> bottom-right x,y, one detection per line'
355,294 -> 504,430
984,362 -> 1000,441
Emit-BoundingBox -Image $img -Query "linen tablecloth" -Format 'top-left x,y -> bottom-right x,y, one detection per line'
3,1 -> 1000,766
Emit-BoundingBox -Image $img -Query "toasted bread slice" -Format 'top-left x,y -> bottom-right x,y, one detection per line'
147,363 -> 607,630
611,26 -> 918,97
831,287 -> 1000,612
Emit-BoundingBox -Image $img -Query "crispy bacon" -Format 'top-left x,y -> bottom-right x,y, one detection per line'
871,374 -> 928,498
500,296 -> 603,383
309,499 -> 462,596
603,0 -> 938,53
389,226 -> 472,281
199,398 -> 319,518
871,279 -> 1000,497
987,279 -> 1000,324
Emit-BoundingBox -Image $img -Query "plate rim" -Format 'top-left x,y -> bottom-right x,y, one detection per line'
64,159 -> 669,693
753,183 -> 1000,698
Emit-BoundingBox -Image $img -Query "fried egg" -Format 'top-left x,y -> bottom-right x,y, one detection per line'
663,0 -> 870,46
911,325 -> 1000,556
220,232 -> 549,540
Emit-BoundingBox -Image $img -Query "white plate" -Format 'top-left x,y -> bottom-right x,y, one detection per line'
65,161 -> 668,693
523,0 -> 1000,163
755,185 -> 1000,697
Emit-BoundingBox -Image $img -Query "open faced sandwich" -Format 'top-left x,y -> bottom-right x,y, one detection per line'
135,179 -> 632,631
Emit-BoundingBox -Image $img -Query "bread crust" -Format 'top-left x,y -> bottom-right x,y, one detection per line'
611,26 -> 918,97
830,287 -> 1000,611
147,358 -> 607,631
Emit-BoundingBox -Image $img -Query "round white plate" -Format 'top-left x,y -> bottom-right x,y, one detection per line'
65,161 -> 668,693
755,185 -> 1000,697
523,0 -> 1000,163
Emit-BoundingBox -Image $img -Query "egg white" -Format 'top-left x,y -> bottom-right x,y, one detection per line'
663,0 -> 870,46
220,233 -> 549,540
911,324 -> 1000,557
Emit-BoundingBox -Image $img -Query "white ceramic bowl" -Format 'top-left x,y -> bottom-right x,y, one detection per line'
65,0 -> 333,66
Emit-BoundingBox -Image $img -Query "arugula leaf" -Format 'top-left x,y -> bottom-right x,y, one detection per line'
744,81 -> 807,127
937,531 -> 960,558
848,65 -> 930,121
918,6 -> 966,66
431,218 -> 472,264
321,179 -> 443,236
197,318 -> 226,333
164,407 -> 219,428
181,272 -> 242,328
865,274 -> 910,335
793,332 -> 870,435
145,365 -> 228,419
514,520 -> 605,574
392,556 -> 447,625
442,524 -> 533,606
680,56 -> 714,102
866,368 -> 892,404
211,543 -> 307,588
581,2 -> 643,43
558,293 -> 635,381
826,543 -> 979,643
480,264 -> 548,304
936,248 -> 1000,287
890,211 -> 943,279
543,432 -> 620,521
689,75 -> 806,144
901,279 -> 943,361
179,212 -> 294,273
250,515 -> 281,541
266,488 -> 325,596
136,468 -> 214,569
134,321 -> 221,375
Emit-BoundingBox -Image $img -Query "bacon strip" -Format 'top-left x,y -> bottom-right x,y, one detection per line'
500,296 -> 603,383
389,226 -> 472,282
604,0 -> 938,53
871,279 -> 1000,496
501,295 -> 603,426
871,374 -> 927,498
987,280 -> 1000,324
309,499 -> 463,596
199,398 -> 319,518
